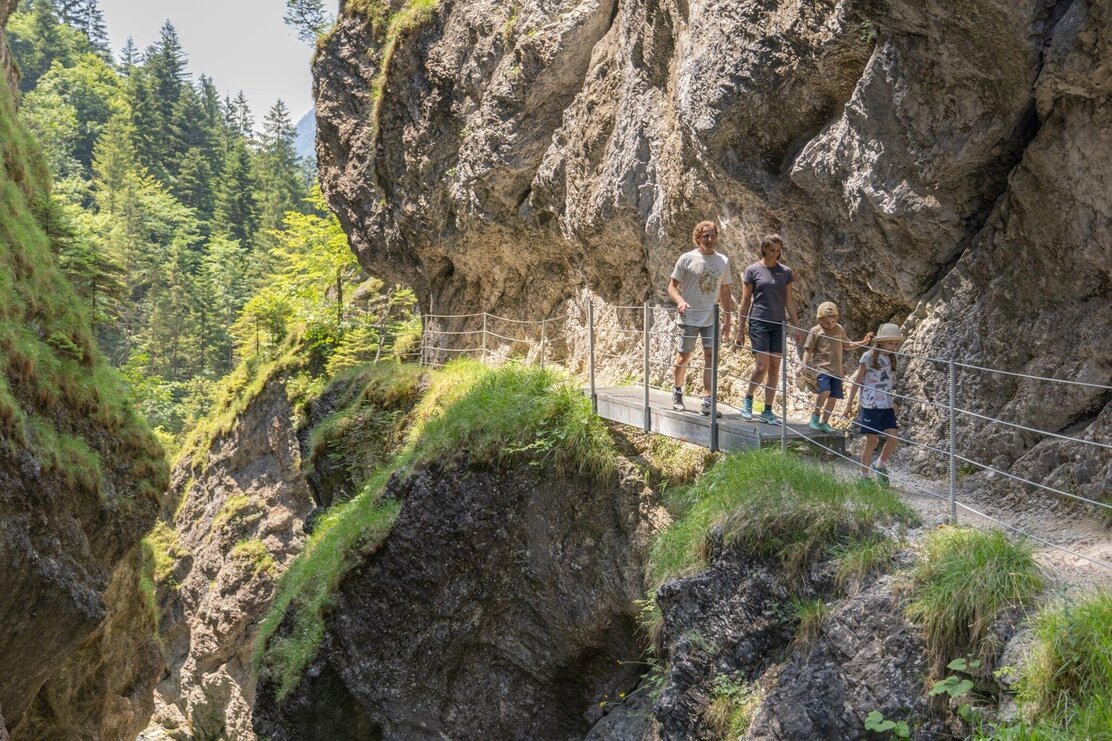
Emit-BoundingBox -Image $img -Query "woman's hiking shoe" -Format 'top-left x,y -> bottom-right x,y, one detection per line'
741,397 -> 754,420
701,396 -> 722,418
819,422 -> 837,434
671,388 -> 685,412
872,463 -> 890,487
808,415 -> 822,431
759,409 -> 781,425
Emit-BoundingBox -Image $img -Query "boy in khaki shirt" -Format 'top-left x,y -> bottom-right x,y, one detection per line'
799,302 -> 873,432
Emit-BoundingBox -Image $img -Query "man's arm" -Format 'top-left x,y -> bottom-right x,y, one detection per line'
668,278 -> 687,316
719,281 -> 733,337
785,282 -> 804,345
735,281 -> 752,345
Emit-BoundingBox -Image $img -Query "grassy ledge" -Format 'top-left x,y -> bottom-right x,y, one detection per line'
254,360 -> 617,699
905,527 -> 1044,673
647,449 -> 918,590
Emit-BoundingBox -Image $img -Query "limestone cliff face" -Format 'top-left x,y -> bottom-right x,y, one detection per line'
315,0 -> 1110,491
146,374 -> 316,740
0,4 -> 167,735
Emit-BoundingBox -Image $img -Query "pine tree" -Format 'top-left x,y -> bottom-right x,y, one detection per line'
284,0 -> 333,43
146,21 -> 189,125
125,67 -> 169,183
256,99 -> 307,233
91,112 -> 139,215
223,90 -> 254,141
213,138 -> 259,245
119,36 -> 138,74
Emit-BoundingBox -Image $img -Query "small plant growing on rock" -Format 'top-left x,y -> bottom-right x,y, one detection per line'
791,597 -> 829,649
863,710 -> 909,739
706,672 -> 760,740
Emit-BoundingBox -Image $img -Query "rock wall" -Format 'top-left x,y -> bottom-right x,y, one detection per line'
315,0 -> 1110,490
254,458 -> 661,739
0,4 -> 168,735
146,375 -> 316,740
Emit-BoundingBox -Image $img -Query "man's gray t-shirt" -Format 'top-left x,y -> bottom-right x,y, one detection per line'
743,261 -> 793,323
671,249 -> 732,328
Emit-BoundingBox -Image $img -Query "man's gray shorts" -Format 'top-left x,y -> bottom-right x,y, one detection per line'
676,323 -> 717,354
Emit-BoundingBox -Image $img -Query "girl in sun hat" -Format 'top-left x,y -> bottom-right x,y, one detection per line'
799,301 -> 874,433
845,322 -> 904,485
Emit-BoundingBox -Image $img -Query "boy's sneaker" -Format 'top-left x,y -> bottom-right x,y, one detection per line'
759,409 -> 781,425
808,414 -> 822,431
701,396 -> 722,418
872,463 -> 890,487
741,397 -> 754,420
819,422 -> 837,434
671,388 -> 685,412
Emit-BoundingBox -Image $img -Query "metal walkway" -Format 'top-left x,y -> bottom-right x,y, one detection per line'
591,386 -> 846,454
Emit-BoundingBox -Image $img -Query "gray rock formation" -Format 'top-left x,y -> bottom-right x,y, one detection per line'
254,459 -> 660,740
314,0 -> 1110,496
146,376 -> 316,739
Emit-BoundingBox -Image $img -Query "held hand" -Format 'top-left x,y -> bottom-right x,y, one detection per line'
794,329 -> 806,346
677,300 -> 688,316
863,331 -> 875,344
722,316 -> 732,339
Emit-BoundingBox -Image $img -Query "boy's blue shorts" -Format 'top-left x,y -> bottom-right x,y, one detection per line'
858,408 -> 898,435
817,374 -> 843,399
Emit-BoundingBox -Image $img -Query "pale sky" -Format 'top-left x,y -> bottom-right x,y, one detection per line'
99,0 -> 316,127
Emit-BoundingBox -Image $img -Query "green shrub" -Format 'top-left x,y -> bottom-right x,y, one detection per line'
144,522 -> 185,586
906,528 -> 1044,673
1019,591 -> 1112,732
647,449 -> 916,589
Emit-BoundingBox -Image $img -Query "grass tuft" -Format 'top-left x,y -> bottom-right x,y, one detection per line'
253,470 -> 400,700
792,597 -> 830,649
906,527 -> 1044,673
232,539 -> 277,576
833,535 -> 899,595
647,449 -> 917,589
1018,591 -> 1112,732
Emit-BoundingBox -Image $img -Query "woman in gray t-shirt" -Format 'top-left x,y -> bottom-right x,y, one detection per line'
733,234 -> 803,423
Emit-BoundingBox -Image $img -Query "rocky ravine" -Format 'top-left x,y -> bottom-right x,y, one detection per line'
1,2 -> 168,737
314,0 -> 1110,498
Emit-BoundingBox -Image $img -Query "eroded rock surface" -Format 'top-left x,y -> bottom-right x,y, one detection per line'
146,377 -> 316,740
254,459 -> 661,740
315,0 -> 1111,491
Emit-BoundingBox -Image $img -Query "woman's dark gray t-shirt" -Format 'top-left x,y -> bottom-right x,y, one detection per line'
743,261 -> 793,322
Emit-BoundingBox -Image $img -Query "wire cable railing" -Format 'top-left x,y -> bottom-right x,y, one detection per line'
418,304 -> 1110,572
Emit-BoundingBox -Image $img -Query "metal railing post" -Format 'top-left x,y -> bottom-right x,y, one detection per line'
482,312 -> 488,364
781,321 -> 788,454
643,303 -> 651,432
710,305 -> 720,452
419,315 -> 427,366
948,359 -> 958,524
588,301 -> 597,414
540,321 -> 547,370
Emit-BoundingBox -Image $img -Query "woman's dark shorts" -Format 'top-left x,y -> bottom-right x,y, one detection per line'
817,374 -> 843,399
858,407 -> 898,435
748,319 -> 784,354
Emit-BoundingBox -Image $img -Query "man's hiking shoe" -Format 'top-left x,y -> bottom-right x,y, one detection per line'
701,397 -> 722,418
808,415 -> 822,431
741,397 -> 754,421
819,422 -> 837,434
759,409 -> 781,425
671,389 -> 685,412
872,463 -> 890,487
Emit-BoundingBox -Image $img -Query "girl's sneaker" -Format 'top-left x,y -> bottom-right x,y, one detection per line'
808,414 -> 822,431
671,388 -> 685,411
871,462 -> 890,487
819,422 -> 837,434
741,397 -> 754,420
